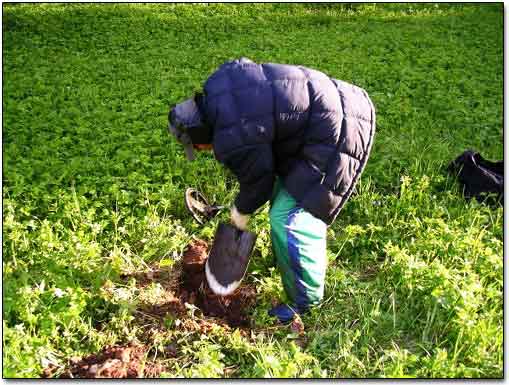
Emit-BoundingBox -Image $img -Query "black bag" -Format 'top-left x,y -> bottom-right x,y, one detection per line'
448,150 -> 503,204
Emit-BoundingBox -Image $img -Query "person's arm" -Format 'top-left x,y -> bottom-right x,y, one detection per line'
222,143 -> 275,225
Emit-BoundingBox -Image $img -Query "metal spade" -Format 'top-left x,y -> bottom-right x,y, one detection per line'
184,188 -> 225,224
205,223 -> 257,296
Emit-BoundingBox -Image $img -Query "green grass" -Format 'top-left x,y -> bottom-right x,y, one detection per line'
3,3 -> 503,378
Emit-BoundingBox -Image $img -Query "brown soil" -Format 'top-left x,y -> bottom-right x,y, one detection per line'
58,344 -> 162,378
180,239 -> 256,327
181,238 -> 208,291
132,239 -> 256,332
183,239 -> 209,266
45,239 -> 257,378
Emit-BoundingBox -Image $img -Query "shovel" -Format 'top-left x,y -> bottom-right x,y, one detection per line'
184,188 -> 257,296
205,223 -> 257,296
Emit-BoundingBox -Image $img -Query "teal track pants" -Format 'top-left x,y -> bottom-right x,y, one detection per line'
269,180 -> 327,320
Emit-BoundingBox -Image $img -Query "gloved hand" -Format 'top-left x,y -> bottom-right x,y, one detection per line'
230,205 -> 249,231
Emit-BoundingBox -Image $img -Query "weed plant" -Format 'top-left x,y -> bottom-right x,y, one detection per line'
3,3 -> 503,378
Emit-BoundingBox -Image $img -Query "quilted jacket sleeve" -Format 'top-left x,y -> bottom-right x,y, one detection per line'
222,143 -> 275,215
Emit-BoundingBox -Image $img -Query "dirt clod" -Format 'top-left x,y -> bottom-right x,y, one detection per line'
42,364 -> 58,378
183,239 -> 209,266
181,239 -> 208,291
60,344 -> 162,378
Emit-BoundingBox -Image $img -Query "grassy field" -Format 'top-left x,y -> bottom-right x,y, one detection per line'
2,3 -> 503,378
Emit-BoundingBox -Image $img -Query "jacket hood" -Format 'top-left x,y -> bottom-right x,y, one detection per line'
169,95 -> 212,145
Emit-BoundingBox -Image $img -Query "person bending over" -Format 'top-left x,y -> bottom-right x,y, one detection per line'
168,57 -> 376,323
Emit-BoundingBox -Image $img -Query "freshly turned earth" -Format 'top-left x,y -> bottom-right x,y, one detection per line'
58,344 -> 162,378
46,239 -> 257,378
181,238 -> 208,291
180,239 -> 256,327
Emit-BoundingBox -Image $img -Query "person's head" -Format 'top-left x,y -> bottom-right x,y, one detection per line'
168,93 -> 212,160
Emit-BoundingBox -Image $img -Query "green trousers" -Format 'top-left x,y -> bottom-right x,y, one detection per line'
268,180 -> 327,321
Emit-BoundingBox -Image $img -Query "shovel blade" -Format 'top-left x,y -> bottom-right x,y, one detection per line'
205,223 -> 257,296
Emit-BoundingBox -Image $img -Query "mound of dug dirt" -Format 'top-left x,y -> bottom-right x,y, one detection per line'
180,239 -> 257,327
44,239 -> 258,378
58,344 -> 162,378
137,239 -> 257,328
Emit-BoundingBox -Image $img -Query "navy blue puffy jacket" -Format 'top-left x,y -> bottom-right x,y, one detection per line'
202,58 -> 375,225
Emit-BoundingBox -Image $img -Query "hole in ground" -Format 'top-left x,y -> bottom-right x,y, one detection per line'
179,239 -> 257,328
44,239 -> 258,378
